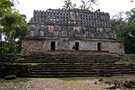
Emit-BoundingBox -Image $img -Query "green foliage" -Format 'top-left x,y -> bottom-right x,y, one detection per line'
4,75 -> 16,80
112,8 -> 135,54
124,23 -> 135,53
0,0 -> 13,16
0,0 -> 27,55
118,54 -> 135,64
0,41 -> 13,54
62,0 -> 97,10
80,0 -> 96,10
111,19 -> 128,41
63,0 -> 76,9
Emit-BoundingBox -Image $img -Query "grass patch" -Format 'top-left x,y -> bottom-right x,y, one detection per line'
117,54 -> 135,64
0,78 -> 29,84
4,75 -> 16,80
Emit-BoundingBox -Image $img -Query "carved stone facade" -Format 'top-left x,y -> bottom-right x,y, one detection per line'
22,9 -> 124,55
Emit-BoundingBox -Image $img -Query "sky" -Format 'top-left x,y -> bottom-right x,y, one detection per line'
16,0 -> 135,21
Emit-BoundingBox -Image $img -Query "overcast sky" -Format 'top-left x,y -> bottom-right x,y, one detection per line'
16,0 -> 135,21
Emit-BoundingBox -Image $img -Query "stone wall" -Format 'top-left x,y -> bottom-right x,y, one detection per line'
22,40 -> 49,55
101,41 -> 124,54
22,39 -> 124,55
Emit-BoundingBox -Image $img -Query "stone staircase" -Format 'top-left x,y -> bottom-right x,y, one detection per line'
26,63 -> 135,77
2,51 -> 129,77
11,51 -> 123,77
15,51 -> 120,64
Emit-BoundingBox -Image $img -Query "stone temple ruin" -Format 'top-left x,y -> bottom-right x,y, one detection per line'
2,9 -> 135,78
22,9 -> 124,55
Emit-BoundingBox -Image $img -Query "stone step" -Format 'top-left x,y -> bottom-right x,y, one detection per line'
29,74 -> 97,77
15,55 -> 119,63
28,63 -> 135,68
29,71 -> 99,76
29,68 -> 135,72
0,52 -> 120,64
27,70 -> 135,77
1,63 -> 135,77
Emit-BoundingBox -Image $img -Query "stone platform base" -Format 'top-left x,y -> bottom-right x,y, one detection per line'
16,51 -> 120,64
0,51 -> 126,77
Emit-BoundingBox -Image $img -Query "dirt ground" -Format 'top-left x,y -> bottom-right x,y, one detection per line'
0,75 -> 135,90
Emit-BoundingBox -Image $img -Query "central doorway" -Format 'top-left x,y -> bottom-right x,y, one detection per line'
51,41 -> 55,51
75,42 -> 79,50
97,42 -> 101,51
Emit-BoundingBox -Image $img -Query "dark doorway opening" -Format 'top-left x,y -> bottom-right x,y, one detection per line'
75,42 -> 79,50
51,41 -> 55,51
97,42 -> 101,51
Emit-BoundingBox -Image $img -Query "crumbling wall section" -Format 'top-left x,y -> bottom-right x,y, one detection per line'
102,41 -> 124,55
22,40 -> 49,55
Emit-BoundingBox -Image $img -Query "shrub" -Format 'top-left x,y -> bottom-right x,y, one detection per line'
4,75 -> 16,80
